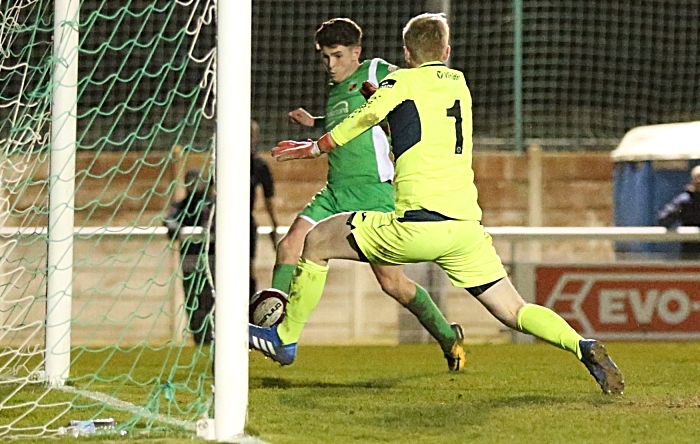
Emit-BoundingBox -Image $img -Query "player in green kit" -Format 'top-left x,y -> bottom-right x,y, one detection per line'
250,13 -> 625,395
271,18 -> 465,371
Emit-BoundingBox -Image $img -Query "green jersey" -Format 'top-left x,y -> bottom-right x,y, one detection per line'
330,62 -> 481,221
322,58 -> 396,187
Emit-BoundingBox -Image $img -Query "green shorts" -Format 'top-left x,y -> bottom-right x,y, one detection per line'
349,211 -> 507,288
298,182 -> 394,224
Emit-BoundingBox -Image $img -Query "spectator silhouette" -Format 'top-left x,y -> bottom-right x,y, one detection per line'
658,165 -> 700,259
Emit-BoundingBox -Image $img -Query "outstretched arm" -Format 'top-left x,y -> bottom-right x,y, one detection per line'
288,107 -> 325,129
271,133 -> 336,161
272,74 -> 405,161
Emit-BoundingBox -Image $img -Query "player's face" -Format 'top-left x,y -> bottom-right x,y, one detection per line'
320,45 -> 361,83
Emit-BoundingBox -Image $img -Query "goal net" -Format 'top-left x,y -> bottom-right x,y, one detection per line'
0,0 -> 217,438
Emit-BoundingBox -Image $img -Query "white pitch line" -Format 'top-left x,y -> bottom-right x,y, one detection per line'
56,384 -> 197,430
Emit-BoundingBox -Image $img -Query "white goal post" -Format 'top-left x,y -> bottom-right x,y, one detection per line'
0,0 -> 251,441
213,0 -> 251,441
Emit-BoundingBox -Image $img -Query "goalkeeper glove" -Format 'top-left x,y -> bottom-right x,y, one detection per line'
271,133 -> 336,161
360,81 -> 377,100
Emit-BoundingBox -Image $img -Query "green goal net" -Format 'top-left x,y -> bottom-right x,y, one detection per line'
0,0 -> 216,438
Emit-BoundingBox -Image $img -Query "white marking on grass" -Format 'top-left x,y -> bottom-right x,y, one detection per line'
57,384 -> 196,430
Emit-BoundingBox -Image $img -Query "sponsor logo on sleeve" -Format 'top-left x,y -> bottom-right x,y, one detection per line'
379,79 -> 396,89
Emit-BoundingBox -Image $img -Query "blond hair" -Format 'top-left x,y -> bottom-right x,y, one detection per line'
403,13 -> 449,65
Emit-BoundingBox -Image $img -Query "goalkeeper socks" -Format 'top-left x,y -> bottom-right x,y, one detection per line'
516,304 -> 584,359
276,258 -> 328,345
405,285 -> 456,353
271,263 -> 296,294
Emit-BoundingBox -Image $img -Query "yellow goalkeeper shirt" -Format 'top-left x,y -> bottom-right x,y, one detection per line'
329,62 -> 481,221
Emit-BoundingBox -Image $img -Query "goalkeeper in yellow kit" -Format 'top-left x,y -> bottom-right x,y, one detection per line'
249,12 -> 624,394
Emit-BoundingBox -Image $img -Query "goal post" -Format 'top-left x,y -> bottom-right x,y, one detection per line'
45,0 -> 78,389
213,0 -> 251,441
0,0 -> 251,440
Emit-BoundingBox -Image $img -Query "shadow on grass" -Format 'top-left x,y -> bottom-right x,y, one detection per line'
255,376 -> 401,390
370,394 -> 614,430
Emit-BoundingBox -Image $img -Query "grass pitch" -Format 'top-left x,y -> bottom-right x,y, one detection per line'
247,341 -> 700,444
6,341 -> 700,443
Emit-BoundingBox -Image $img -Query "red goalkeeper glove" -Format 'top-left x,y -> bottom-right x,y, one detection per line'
360,81 -> 377,100
271,133 -> 336,161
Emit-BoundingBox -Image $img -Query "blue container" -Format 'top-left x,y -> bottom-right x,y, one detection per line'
611,122 -> 700,259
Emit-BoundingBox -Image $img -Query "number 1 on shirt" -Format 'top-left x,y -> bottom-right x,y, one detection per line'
446,100 -> 463,154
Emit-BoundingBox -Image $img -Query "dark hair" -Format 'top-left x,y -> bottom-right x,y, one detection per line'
315,18 -> 362,50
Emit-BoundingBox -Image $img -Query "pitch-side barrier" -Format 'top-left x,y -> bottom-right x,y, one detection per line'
4,225 -> 698,342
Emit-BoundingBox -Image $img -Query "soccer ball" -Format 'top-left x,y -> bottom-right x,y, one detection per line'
249,288 -> 288,327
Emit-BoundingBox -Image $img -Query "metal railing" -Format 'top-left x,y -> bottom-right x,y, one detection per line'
2,225 -> 698,242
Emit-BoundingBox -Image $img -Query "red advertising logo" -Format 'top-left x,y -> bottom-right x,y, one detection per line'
536,266 -> 700,340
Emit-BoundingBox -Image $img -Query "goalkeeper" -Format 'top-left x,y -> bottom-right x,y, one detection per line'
251,13 -> 625,395
271,17 -> 465,371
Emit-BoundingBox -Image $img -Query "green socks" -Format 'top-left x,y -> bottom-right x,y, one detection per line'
275,265 -> 456,352
405,285 -> 456,353
276,258 -> 328,345
271,263 -> 296,294
516,304 -> 584,358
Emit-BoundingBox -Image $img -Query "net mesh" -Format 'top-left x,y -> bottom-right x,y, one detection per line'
252,0 -> 700,150
1,0 -> 215,438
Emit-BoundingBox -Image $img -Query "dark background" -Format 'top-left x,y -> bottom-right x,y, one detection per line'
1,1 -> 698,152
251,0 -> 700,150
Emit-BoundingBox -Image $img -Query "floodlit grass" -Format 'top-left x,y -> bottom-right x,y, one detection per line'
5,342 -> 700,443
246,342 -> 700,444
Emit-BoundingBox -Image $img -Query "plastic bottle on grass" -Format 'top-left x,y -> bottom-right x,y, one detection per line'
58,418 -> 125,437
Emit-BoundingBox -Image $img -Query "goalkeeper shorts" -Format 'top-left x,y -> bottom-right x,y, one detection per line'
348,211 -> 507,288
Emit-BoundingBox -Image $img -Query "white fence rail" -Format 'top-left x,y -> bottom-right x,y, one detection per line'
2,225 -> 699,241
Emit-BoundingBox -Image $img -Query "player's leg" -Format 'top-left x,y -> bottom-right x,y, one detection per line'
473,278 -> 624,394
276,212 -> 361,339
271,216 -> 314,293
181,254 -> 203,344
439,221 -> 624,394
472,277 -> 583,353
371,264 -> 465,371
271,188 -> 337,293
249,212 -> 361,364
198,254 -> 215,345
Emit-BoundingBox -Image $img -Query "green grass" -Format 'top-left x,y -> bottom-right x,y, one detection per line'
5,342 -> 700,443
246,342 -> 700,444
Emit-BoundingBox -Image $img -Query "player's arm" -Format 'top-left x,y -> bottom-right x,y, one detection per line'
329,75 -> 405,146
658,193 -> 689,228
288,107 -> 325,129
272,74 -> 406,161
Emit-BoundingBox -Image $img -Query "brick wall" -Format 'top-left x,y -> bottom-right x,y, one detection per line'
253,149 -> 614,229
